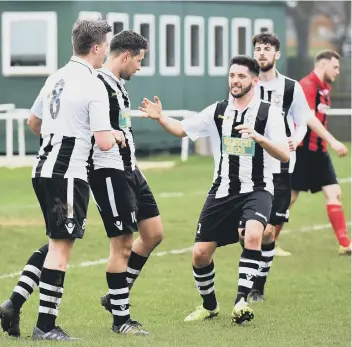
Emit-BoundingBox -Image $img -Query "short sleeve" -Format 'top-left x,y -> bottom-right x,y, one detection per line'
181,103 -> 217,141
88,78 -> 111,132
300,79 -> 317,110
264,105 -> 287,143
30,88 -> 45,119
291,82 -> 313,122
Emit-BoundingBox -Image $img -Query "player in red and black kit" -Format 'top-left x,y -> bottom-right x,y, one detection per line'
276,50 -> 351,255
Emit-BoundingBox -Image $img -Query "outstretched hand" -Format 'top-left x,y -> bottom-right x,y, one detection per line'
139,96 -> 163,120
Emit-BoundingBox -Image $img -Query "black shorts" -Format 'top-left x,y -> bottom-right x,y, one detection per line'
292,147 -> 338,194
195,190 -> 273,247
32,177 -> 89,239
269,173 -> 291,226
89,167 -> 160,238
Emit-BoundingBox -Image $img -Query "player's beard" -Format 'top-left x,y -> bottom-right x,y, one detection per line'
323,72 -> 333,84
231,83 -> 252,98
259,56 -> 275,72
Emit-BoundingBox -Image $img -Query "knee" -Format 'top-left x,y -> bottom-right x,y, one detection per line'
142,227 -> 164,248
244,221 -> 264,249
192,245 -> 212,267
262,225 -> 275,243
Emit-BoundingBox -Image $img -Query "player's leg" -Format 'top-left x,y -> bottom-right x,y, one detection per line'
0,244 -> 48,337
232,191 -> 272,324
322,184 -> 351,254
185,194 -> 238,322
249,174 -> 292,302
312,152 -> 350,254
126,168 -> 163,288
89,168 -> 149,335
32,177 -> 89,341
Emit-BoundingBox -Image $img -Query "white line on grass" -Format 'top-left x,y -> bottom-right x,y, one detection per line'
1,222 -> 350,281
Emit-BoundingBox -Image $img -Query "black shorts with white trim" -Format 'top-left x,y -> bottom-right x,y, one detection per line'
89,167 -> 159,238
195,190 -> 273,247
32,177 -> 89,239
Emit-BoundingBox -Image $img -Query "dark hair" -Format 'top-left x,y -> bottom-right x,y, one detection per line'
252,32 -> 280,51
110,30 -> 149,56
72,19 -> 112,55
230,55 -> 260,76
315,50 -> 340,62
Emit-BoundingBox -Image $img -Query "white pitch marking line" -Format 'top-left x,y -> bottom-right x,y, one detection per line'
1,222 -> 350,281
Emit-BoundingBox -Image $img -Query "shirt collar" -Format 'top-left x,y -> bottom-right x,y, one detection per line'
309,71 -> 330,91
69,56 -> 95,74
228,93 -> 259,112
259,69 -> 284,90
98,67 -> 125,85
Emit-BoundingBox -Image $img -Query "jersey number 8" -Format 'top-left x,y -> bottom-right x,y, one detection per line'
50,79 -> 65,119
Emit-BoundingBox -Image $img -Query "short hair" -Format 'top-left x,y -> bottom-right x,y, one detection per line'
252,32 -> 280,51
72,19 -> 112,56
110,30 -> 149,56
315,50 -> 340,62
230,55 -> 260,76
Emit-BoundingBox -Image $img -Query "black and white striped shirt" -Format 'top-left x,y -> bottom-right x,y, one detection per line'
181,96 -> 287,198
256,71 -> 310,173
89,68 -> 136,171
31,56 -> 111,182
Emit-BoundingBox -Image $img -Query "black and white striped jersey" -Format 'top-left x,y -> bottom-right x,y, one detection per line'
256,71 -> 310,173
89,68 -> 136,171
31,56 -> 111,182
181,96 -> 287,198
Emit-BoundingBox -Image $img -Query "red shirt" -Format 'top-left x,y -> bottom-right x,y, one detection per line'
299,71 -> 331,152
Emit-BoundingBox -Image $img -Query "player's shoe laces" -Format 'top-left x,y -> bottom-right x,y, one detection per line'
101,293 -> 112,313
231,298 -> 254,324
338,242 -> 352,256
32,326 -> 79,341
0,299 -> 21,337
275,244 -> 292,257
184,304 -> 219,322
112,318 -> 149,336
248,289 -> 265,303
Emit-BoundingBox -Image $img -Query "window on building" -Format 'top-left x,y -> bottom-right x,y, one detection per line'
184,16 -> 204,76
159,15 -> 180,76
231,18 -> 252,56
208,17 -> 228,76
2,12 -> 57,76
133,14 -> 155,75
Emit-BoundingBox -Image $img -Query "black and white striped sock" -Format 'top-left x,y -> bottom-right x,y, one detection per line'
193,261 -> 217,311
126,251 -> 148,288
107,272 -> 130,327
253,242 -> 275,294
236,248 -> 261,304
36,268 -> 65,332
10,244 -> 49,312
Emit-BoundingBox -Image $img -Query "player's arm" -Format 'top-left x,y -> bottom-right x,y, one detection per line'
139,96 -> 186,137
27,114 -> 42,136
306,114 -> 347,156
289,83 -> 308,151
236,105 -> 290,162
139,96 -> 216,140
27,89 -> 44,136
90,80 -> 126,151
300,80 -> 347,157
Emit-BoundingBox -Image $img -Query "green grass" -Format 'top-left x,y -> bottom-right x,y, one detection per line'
0,146 -> 351,347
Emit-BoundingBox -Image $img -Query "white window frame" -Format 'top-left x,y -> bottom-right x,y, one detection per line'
208,17 -> 228,76
133,14 -> 155,76
107,13 -> 129,41
184,16 -> 204,76
2,12 -> 57,77
231,18 -> 252,56
78,11 -> 102,20
159,15 -> 180,76
254,19 -> 274,34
